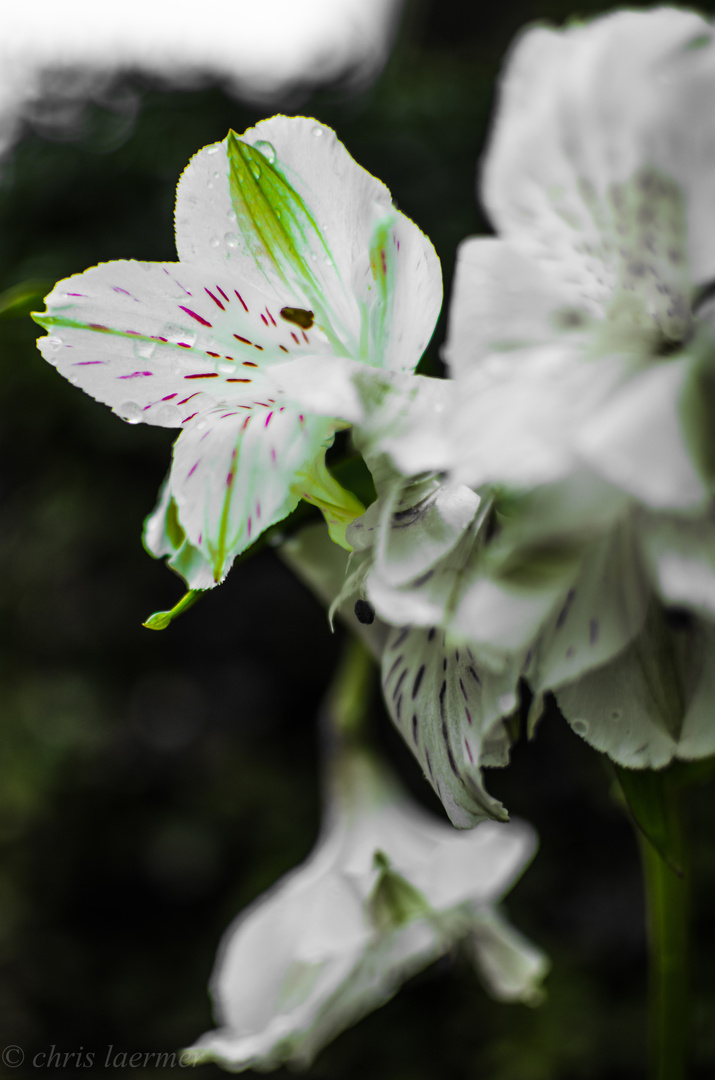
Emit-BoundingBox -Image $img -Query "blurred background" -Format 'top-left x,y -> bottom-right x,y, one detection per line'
1,0 -> 715,1076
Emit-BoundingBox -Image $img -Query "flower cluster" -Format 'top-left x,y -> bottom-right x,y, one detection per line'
32,5 -> 715,1066
332,8 -> 715,824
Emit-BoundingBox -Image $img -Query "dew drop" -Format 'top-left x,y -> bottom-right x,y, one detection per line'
312,125 -> 323,138
213,170 -> 220,180
253,140 -> 276,164
206,179 -> 214,189
195,418 -> 208,432
323,255 -> 332,266
133,339 -> 156,360
251,165 -> 261,181
156,404 -> 182,426
217,359 -> 235,374
226,209 -> 237,222
224,232 -> 238,248
206,145 -> 220,156
164,324 -> 198,348
44,335 -> 62,353
572,719 -> 590,738
119,401 -> 142,424
209,236 -> 221,249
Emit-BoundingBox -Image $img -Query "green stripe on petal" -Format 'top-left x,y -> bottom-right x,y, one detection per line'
227,132 -> 343,350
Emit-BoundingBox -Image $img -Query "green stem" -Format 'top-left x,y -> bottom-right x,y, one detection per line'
638,783 -> 691,1080
321,634 -> 375,744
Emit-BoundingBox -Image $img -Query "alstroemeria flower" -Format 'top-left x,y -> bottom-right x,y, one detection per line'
34,116 -> 441,588
186,742 -> 546,1072
433,9 -> 715,771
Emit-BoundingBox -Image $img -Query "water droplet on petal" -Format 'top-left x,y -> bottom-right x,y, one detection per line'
156,404 -> 182,426
323,255 -> 332,266
312,125 -> 323,137
253,140 -> 276,164
44,335 -> 62,352
217,360 -> 234,374
206,145 -> 220,156
195,418 -> 208,432
213,171 -> 220,180
119,402 -> 143,424
224,232 -> 238,248
206,179 -> 214,189
133,339 -> 156,360
226,209 -> 237,222
209,236 -> 220,249
164,324 -> 198,348
572,719 -> 590,738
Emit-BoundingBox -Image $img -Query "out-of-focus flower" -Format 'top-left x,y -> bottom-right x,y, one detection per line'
186,741 -> 546,1071
330,10 -> 715,827
34,115 -> 441,589
376,10 -> 715,787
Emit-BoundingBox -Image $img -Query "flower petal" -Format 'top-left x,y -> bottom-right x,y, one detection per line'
554,605 -> 715,768
176,118 -> 441,369
468,905 -> 550,1005
381,624 -> 515,828
483,10 -> 713,328
577,354 -> 709,512
143,472 -> 216,590
529,520 -> 650,691
443,238 -> 591,379
640,513 -> 715,619
172,405 -> 339,582
34,260 -> 332,425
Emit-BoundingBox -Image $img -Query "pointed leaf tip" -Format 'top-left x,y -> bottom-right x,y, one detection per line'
142,589 -> 203,630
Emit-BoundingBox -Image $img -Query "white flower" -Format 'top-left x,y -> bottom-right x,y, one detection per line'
331,11 -> 715,819
186,745 -> 546,1072
34,116 -> 441,589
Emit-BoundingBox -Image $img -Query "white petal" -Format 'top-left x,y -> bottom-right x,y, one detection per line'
640,513 -> 715,620
381,624 -> 516,827
176,119 -> 441,368
172,406 -> 337,582
35,260 -> 331,426
142,472 -> 216,590
577,355 -> 709,511
483,10 -> 713,324
410,819 -> 537,911
676,621 -> 715,760
530,521 -> 650,691
443,238 -> 591,379
554,607 -> 708,769
449,343 -> 629,492
468,905 -> 550,1005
